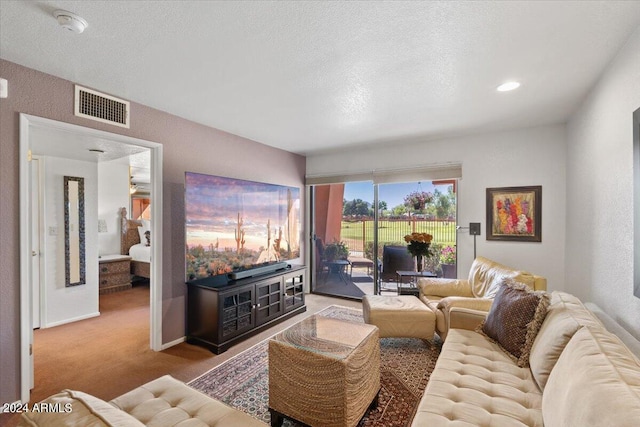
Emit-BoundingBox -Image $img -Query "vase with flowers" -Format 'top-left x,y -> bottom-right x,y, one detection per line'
404,232 -> 433,272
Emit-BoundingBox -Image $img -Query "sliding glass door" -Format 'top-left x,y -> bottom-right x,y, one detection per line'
310,179 -> 457,299
311,182 -> 375,299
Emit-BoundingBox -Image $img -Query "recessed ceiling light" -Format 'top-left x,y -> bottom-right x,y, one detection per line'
53,10 -> 88,34
497,81 -> 521,92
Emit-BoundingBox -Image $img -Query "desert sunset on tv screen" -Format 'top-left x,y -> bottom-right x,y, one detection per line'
185,172 -> 300,281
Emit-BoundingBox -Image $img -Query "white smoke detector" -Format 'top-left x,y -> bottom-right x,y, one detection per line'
53,10 -> 88,34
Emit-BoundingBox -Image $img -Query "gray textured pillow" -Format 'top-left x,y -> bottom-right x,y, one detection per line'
478,279 -> 550,367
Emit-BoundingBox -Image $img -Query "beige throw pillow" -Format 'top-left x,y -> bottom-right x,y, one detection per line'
528,291 -> 602,390
478,279 -> 550,367
542,326 -> 640,426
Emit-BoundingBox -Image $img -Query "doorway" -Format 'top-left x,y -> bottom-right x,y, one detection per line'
19,114 -> 164,403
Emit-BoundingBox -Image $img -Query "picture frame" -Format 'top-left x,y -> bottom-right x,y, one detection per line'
486,185 -> 542,242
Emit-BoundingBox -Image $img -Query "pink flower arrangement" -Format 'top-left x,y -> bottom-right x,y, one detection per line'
440,245 -> 456,264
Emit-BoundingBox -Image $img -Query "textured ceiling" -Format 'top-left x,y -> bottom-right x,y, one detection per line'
2,1 -> 640,155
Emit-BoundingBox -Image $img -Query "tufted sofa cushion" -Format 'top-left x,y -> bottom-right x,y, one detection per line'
110,375 -> 265,426
411,328 -> 543,427
20,376 -> 265,427
19,389 -> 145,427
542,326 -> 640,427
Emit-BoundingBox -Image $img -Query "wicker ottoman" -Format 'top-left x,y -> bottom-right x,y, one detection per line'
362,295 -> 435,341
269,315 -> 380,427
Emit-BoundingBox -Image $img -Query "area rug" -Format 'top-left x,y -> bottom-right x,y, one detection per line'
189,305 -> 441,426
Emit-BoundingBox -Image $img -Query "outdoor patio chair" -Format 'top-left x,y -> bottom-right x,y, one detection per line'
378,245 -> 414,291
315,238 -> 330,275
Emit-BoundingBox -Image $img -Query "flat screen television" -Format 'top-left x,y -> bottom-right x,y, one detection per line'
185,172 -> 301,282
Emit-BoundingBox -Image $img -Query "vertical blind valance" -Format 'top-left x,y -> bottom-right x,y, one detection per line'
305,163 -> 462,185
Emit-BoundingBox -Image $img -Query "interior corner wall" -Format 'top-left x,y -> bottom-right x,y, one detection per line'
98,160 -> 130,256
565,26 -> 640,339
307,123 -> 567,291
42,157 -> 99,327
0,59 -> 306,404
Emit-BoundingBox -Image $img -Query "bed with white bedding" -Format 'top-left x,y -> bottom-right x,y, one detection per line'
129,243 -> 151,263
120,207 -> 151,279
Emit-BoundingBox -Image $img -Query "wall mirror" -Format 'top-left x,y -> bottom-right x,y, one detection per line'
634,106 -> 640,299
64,176 -> 86,287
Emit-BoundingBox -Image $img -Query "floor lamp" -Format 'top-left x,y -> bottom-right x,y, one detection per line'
457,222 -> 481,259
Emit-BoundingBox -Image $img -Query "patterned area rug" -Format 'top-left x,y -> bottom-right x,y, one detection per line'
189,305 -> 441,426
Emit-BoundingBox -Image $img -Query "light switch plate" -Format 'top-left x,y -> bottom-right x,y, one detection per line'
0,78 -> 7,98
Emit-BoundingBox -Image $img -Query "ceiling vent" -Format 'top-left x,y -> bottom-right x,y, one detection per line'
74,85 -> 130,128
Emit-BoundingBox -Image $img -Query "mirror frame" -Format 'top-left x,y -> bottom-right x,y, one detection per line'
64,176 -> 86,287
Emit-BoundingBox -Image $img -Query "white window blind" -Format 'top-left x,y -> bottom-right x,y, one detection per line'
306,163 -> 461,185
305,172 -> 374,185
373,163 -> 462,184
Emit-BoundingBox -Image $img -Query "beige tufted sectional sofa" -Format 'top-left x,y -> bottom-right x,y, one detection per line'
19,375 -> 266,427
411,291 -> 640,426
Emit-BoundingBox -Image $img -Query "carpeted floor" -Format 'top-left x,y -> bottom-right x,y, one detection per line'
190,305 -> 441,427
0,285 -> 363,427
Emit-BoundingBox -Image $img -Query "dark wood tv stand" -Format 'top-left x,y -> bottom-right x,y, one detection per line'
186,265 -> 306,354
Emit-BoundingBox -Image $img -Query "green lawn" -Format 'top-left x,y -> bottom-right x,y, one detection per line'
339,219 -> 456,253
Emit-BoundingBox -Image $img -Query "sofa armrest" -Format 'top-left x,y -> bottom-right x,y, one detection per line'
448,307 -> 489,331
417,278 -> 473,298
533,275 -> 547,291
436,296 -> 493,312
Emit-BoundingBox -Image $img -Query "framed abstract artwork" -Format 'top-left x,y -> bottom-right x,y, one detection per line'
486,186 -> 542,242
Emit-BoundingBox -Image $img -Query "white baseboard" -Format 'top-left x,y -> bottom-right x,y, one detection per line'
160,336 -> 185,350
43,311 -> 100,329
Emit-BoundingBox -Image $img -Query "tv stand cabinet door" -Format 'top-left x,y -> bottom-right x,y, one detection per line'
284,270 -> 305,313
254,277 -> 284,326
219,284 -> 255,341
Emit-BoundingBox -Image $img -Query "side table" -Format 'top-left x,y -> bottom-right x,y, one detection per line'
395,270 -> 437,296
269,315 -> 380,427
99,255 -> 132,294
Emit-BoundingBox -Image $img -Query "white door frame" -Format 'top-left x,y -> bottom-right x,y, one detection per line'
19,114 -> 164,403
30,156 -> 44,331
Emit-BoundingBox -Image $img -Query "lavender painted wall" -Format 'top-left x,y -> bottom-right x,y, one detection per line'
0,59 -> 306,404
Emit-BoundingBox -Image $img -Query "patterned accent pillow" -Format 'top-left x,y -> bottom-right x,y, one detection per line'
144,230 -> 151,247
478,278 -> 550,367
